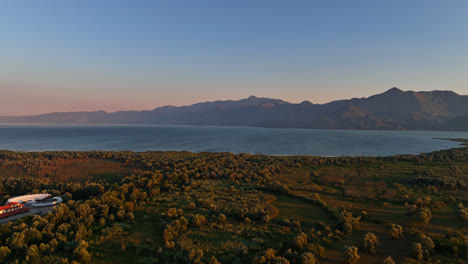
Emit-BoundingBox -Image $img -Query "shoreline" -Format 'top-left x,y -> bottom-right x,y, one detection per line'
0,137 -> 466,159
1,122 -> 468,133
434,137 -> 468,146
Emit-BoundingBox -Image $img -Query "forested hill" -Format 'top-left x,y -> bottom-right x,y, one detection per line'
2,88 -> 468,131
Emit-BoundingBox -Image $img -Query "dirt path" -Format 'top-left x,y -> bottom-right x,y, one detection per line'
263,193 -> 280,219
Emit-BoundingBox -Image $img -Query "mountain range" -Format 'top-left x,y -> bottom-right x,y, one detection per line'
2,88 -> 468,131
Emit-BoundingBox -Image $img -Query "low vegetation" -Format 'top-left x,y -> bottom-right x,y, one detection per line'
0,143 -> 467,263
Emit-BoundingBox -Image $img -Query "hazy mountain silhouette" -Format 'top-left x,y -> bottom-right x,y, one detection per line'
2,88 -> 468,130
442,115 -> 468,131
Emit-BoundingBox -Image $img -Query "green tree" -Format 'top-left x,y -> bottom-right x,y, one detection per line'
189,249 -> 203,264
457,203 -> 468,224
25,245 -> 41,264
191,214 -> 206,228
344,246 -> 359,264
406,204 -> 432,224
9,232 -> 27,255
24,228 -> 42,244
416,233 -> 434,258
0,246 -> 11,263
388,224 -> 403,239
72,240 -> 91,264
411,242 -> 423,260
300,252 -> 317,264
363,232 -> 379,253
209,256 -> 221,264
293,232 -> 308,249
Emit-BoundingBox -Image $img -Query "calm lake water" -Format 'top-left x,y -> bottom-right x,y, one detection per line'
0,124 -> 467,156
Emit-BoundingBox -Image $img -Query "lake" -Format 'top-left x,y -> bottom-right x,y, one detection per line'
0,124 -> 466,156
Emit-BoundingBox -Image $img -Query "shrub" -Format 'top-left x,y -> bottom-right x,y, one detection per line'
188,202 -> 196,210
165,241 -> 175,249
253,249 -> 290,264
388,224 -> 403,239
457,204 -> 468,222
191,214 -> 206,228
382,256 -> 395,264
293,232 -> 308,249
189,249 -> 204,264
217,214 -> 227,225
167,208 -> 183,218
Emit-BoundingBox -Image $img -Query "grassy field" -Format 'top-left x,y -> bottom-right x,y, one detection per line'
270,193 -> 336,225
0,158 -> 130,182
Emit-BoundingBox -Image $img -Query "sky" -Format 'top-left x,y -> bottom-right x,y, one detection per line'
0,0 -> 467,115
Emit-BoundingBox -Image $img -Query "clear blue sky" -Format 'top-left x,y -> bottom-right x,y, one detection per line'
1,0 -> 467,115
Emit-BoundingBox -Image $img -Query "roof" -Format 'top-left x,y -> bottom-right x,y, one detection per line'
7,194 -> 51,204
0,202 -> 21,211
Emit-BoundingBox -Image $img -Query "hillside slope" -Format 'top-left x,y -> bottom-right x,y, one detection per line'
2,88 -> 468,130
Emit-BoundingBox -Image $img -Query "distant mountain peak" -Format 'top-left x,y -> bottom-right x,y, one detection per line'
242,95 -> 290,105
385,87 -> 404,94
430,90 -> 459,96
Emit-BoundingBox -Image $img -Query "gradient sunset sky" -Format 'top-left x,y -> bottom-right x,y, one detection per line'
1,0 -> 467,115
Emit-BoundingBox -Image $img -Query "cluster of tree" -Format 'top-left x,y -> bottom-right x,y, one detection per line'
405,202 -> 433,224
0,165 -> 161,263
0,205 -> 93,263
264,181 -> 291,195
300,193 -> 328,209
252,248 -> 289,264
411,233 -> 435,261
433,229 -> 468,258
279,218 -> 301,228
408,166 -> 466,188
162,216 -> 189,247
336,210 -> 361,236
4,145 -> 467,189
166,208 -> 184,218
